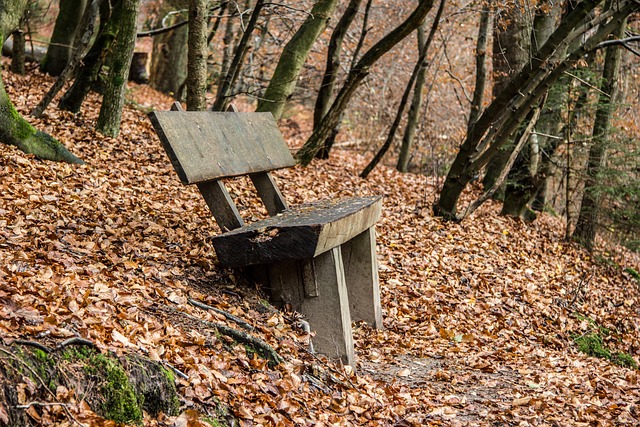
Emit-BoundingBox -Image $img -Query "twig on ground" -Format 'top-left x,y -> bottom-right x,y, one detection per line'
567,274 -> 593,309
16,402 -> 69,409
179,310 -> 283,366
55,337 -> 97,351
162,361 -> 189,380
188,299 -> 255,331
12,340 -> 52,353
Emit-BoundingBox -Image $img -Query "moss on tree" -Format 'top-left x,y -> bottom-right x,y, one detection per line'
0,57 -> 84,163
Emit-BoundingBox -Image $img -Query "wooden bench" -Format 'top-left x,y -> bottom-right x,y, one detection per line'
148,104 -> 383,365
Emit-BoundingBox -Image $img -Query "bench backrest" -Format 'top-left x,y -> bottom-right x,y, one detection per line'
148,104 -> 293,232
148,111 -> 295,185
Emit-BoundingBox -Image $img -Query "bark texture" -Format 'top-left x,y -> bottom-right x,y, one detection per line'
573,14 -> 626,249
466,5 -> 491,133
96,0 -> 140,137
40,0 -> 88,76
187,0 -> 208,110
149,15 -> 188,97
255,0 -> 339,119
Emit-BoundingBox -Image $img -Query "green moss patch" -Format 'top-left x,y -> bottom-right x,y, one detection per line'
0,344 -> 180,426
572,317 -> 638,369
81,351 -> 143,424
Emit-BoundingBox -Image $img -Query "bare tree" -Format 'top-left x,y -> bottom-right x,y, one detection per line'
296,0 -> 436,165
433,0 -> 639,220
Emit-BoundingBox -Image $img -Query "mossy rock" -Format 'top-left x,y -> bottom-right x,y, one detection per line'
0,343 -> 181,426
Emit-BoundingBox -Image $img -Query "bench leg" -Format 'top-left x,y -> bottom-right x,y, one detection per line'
268,248 -> 355,366
341,226 -> 383,330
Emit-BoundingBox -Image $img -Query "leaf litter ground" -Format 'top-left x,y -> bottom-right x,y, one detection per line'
1,63 -> 639,426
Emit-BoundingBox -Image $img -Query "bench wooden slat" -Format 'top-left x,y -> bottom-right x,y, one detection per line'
250,172 -> 288,215
197,181 -> 244,231
148,111 -> 296,184
212,196 -> 382,267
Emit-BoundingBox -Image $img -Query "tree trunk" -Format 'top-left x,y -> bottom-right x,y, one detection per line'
397,0 -> 445,172
0,69 -> 84,163
96,0 -> 139,137
481,0 -> 532,196
350,0 -> 373,70
212,0 -> 265,111
149,5 -> 188,98
433,0 -> 637,220
363,0 -> 444,177
0,1 -> 83,164
296,0 -> 436,165
10,28 -> 25,74
501,1 -> 564,218
466,5 -> 491,133
32,0 -> 100,117
40,0 -> 87,76
315,0 -> 374,159
59,0 -> 123,113
255,0 -> 339,119
187,0 -> 208,110
313,0 -> 361,130
572,13 -> 626,250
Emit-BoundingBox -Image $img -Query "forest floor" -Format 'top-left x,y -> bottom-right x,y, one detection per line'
1,63 -> 640,426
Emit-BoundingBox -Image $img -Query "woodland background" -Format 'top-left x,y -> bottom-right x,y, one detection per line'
1,0 -> 640,425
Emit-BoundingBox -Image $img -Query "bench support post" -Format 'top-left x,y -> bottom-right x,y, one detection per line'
341,227 -> 383,329
268,248 -> 355,366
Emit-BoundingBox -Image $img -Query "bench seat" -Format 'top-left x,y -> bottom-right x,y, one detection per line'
213,196 -> 382,267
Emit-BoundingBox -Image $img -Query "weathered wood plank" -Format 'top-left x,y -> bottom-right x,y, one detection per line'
300,248 -> 354,365
197,181 -> 244,231
250,172 -> 288,216
148,111 -> 296,184
269,249 -> 355,366
342,227 -> 383,329
212,196 -> 382,267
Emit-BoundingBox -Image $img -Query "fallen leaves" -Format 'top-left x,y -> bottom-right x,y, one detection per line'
0,59 -> 639,426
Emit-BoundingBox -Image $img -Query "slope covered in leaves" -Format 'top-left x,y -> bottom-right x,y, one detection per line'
1,64 -> 639,426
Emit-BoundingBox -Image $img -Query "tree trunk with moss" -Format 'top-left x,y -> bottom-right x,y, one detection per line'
573,14 -> 626,250
255,0 -> 339,119
96,0 -> 139,137
0,343 -> 180,426
40,0 -> 87,76
0,0 -> 83,164
59,0 -> 124,113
